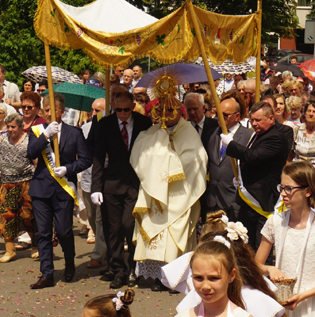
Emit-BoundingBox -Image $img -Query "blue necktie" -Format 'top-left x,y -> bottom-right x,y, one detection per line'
220,145 -> 226,159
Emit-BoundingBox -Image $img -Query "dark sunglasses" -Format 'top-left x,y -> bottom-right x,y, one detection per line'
115,108 -> 131,112
22,105 -> 35,110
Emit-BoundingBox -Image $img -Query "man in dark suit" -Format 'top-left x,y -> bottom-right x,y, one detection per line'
221,101 -> 289,252
206,91 -> 253,221
27,92 -> 92,289
184,92 -> 218,147
91,91 -> 152,289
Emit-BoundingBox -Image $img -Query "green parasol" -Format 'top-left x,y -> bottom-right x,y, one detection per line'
41,82 -> 105,112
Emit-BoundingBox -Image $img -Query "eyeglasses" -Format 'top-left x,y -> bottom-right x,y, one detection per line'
277,184 -> 306,195
245,90 -> 255,95
37,89 -> 46,93
290,89 -> 298,92
222,112 -> 237,119
22,105 -> 35,110
115,108 -> 131,112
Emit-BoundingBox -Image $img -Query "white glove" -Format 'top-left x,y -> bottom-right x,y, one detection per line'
91,192 -> 103,205
44,121 -> 59,138
220,133 -> 233,148
54,166 -> 67,177
233,177 -> 238,189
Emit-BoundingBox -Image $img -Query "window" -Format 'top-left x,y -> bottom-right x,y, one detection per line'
298,0 -> 311,6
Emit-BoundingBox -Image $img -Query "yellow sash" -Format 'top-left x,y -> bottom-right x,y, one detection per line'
237,161 -> 286,218
31,125 -> 79,206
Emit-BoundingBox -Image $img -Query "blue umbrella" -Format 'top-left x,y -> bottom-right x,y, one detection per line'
41,82 -> 105,112
136,63 -> 221,88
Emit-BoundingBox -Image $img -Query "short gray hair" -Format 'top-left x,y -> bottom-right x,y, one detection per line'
123,69 -> 134,77
5,112 -> 23,127
184,92 -> 204,107
43,92 -> 65,111
0,103 -> 7,117
286,96 -> 302,110
282,71 -> 293,80
237,80 -> 246,89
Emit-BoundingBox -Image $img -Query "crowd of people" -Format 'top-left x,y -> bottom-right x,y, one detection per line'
0,60 -> 315,317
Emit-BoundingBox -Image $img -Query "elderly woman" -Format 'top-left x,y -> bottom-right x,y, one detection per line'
286,95 -> 303,125
288,79 -> 303,97
237,80 -> 246,98
292,101 -> 315,166
0,113 -> 35,262
20,91 -> 46,134
273,93 -> 294,127
0,103 -> 7,134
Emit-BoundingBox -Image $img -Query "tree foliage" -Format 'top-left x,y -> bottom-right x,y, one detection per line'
0,0 -> 100,87
126,0 -> 298,45
202,0 -> 298,45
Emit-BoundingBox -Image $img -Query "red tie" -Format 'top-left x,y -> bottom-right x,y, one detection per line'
121,121 -> 128,149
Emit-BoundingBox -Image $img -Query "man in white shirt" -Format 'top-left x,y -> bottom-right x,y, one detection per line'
220,73 -> 234,93
0,65 -> 20,109
0,83 -> 16,117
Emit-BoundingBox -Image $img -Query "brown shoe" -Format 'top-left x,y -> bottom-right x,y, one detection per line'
86,258 -> 102,269
30,276 -> 54,289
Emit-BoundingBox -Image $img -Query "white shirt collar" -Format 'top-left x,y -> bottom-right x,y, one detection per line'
229,122 -> 240,134
118,113 -> 133,126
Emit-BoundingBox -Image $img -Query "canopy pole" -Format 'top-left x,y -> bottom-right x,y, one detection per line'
105,69 -> 110,116
44,43 -> 60,167
255,0 -> 262,103
187,0 -> 238,178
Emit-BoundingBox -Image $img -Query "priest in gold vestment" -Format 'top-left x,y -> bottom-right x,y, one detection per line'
130,104 -> 208,291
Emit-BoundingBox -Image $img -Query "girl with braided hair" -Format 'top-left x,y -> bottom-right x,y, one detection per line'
81,289 -> 135,317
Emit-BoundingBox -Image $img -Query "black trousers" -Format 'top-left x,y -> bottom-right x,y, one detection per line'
32,194 -> 75,279
238,204 -> 274,265
101,187 -> 138,279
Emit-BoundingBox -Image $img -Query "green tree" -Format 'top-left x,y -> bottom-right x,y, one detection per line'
0,0 -> 99,88
202,0 -> 298,44
127,0 -> 298,45
306,1 -> 315,19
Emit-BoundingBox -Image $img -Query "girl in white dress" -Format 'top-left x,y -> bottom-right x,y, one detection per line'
162,211 -> 285,317
256,161 -> 315,317
175,238 -> 251,317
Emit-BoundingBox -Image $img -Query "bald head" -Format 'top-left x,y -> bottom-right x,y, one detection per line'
219,98 -> 241,130
92,98 -> 105,116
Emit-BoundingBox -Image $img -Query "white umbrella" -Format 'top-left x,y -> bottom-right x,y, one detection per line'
22,66 -> 82,84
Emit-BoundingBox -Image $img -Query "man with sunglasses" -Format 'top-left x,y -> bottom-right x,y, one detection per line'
91,91 -> 151,289
221,101 -> 289,256
206,90 -> 253,221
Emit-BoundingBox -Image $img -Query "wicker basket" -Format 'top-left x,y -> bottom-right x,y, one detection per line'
273,278 -> 297,306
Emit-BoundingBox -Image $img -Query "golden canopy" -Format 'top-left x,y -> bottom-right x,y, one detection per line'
34,0 -> 258,69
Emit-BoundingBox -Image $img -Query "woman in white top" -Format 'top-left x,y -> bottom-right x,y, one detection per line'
256,161 -> 315,316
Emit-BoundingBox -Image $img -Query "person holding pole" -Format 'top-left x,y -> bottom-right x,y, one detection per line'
27,92 -> 92,289
220,101 -> 289,254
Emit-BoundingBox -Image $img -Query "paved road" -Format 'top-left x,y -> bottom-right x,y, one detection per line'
0,218 -> 184,316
